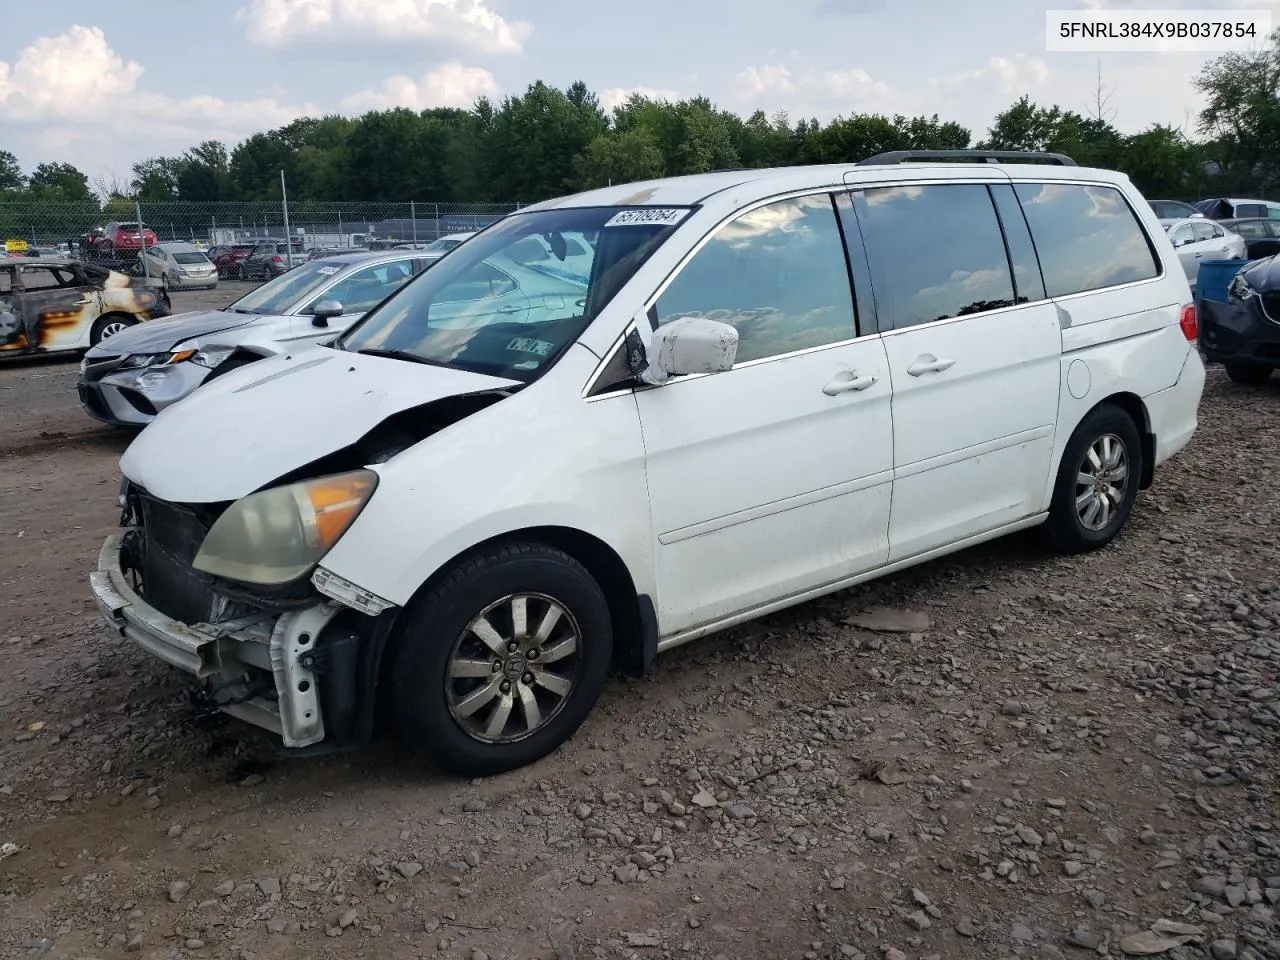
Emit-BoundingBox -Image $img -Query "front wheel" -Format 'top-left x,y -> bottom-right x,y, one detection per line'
90,314 -> 136,346
1225,362 -> 1272,386
1042,404 -> 1143,554
388,542 -> 613,776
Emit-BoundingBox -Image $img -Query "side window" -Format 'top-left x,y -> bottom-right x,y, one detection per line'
1170,224 -> 1194,246
0,267 -> 12,294
1014,182 -> 1160,297
437,262 -> 518,303
1237,204 -> 1267,218
1269,208 -> 1280,220
853,183 -> 1016,330
17,267 -> 70,291
317,261 -> 415,313
1193,221 -> 1221,242
989,183 -> 1047,304
654,193 -> 857,364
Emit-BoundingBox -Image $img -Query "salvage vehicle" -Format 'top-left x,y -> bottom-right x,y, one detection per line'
1161,217 -> 1247,287
139,242 -> 219,291
1219,218 -> 1280,261
1198,254 -> 1280,385
78,251 -> 431,427
91,151 -> 1205,776
1,258 -> 169,358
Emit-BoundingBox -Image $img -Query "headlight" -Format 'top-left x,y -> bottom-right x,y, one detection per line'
119,349 -> 198,370
1228,272 -> 1257,302
190,347 -> 235,368
192,470 -> 378,585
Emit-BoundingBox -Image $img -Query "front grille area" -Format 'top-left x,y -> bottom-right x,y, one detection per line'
134,494 -> 220,625
1261,294 -> 1280,325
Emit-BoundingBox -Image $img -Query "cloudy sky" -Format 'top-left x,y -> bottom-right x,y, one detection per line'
1,0 -> 1276,189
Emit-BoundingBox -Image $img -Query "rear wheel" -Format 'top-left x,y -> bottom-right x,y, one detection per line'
1225,362 -> 1272,386
1043,404 -> 1142,554
388,541 -> 613,776
90,314 -> 136,346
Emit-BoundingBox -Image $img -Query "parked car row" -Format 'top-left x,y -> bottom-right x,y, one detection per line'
82,152 -> 1210,778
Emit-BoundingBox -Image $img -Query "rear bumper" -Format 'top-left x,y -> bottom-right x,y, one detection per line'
1145,346 -> 1205,469
90,534 -> 333,748
169,274 -> 219,290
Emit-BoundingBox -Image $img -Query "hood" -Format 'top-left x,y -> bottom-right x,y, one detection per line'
85,309 -> 267,358
119,349 -> 520,503
1242,254 -> 1280,291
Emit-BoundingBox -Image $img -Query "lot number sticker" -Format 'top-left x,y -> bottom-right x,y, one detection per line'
604,208 -> 690,228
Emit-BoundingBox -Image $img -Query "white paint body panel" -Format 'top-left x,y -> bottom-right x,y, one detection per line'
118,161 -> 1206,655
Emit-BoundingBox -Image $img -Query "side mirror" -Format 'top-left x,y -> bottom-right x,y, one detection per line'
310,299 -> 344,327
639,316 -> 738,385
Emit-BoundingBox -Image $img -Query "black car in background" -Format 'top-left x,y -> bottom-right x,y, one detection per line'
1199,254 -> 1280,386
1220,218 -> 1280,261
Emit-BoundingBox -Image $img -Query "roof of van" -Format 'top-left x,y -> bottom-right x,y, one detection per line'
520,162 -> 1131,212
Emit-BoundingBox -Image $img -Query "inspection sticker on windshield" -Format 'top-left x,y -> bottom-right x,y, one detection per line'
604,208 -> 690,228
316,266 -> 340,275
506,337 -> 554,357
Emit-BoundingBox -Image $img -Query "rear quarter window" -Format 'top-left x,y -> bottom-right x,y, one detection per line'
1013,182 -> 1160,298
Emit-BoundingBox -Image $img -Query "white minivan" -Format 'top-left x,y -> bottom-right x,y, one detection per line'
90,151 -> 1205,775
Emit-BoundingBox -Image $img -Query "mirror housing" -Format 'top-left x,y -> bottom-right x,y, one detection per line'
639,316 -> 738,385
310,299 -> 344,327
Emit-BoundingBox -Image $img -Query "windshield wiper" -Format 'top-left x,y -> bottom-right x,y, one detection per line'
354,348 -> 451,368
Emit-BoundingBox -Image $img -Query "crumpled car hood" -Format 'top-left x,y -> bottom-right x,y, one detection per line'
86,309 -> 267,358
1242,254 -> 1280,290
119,349 -> 520,503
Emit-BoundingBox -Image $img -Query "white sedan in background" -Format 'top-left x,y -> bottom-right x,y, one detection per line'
1161,217 -> 1247,288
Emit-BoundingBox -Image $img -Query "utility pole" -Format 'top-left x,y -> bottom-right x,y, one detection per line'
280,170 -> 292,261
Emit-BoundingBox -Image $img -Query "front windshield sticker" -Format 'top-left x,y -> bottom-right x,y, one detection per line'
604,208 -> 690,228
506,337 -> 554,357
316,266 -> 340,275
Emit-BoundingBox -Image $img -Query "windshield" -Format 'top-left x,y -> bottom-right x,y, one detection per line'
227,259 -> 352,315
173,252 -> 208,264
336,206 -> 690,380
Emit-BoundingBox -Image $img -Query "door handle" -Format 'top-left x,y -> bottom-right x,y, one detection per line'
497,304 -> 524,314
72,298 -> 93,305
822,371 -> 878,395
906,354 -> 956,377
1194,252 -> 1203,258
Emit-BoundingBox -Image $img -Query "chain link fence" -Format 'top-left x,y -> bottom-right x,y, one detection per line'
0,200 -> 522,263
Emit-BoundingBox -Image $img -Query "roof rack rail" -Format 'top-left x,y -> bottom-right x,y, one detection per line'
857,150 -> 1077,167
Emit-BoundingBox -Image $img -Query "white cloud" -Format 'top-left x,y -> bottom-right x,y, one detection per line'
734,63 -> 889,105
950,54 -> 1051,95
236,0 -> 532,54
340,61 -> 497,111
0,26 -> 318,185
598,86 -> 684,111
0,25 -> 144,119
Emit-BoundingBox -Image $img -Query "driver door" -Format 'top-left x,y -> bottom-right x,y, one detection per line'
0,266 -> 27,357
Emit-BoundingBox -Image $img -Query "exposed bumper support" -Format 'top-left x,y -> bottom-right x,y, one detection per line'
90,533 -> 336,748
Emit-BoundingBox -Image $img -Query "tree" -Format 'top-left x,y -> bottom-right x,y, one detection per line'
0,151 -> 23,194
176,140 -> 231,201
484,81 -> 609,200
1193,29 -> 1280,188
131,158 -> 181,201
572,128 -> 665,189
26,162 -> 94,202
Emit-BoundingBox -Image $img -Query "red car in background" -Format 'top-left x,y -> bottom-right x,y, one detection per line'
85,222 -> 159,259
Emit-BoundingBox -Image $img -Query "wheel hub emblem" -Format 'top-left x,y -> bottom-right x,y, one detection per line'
502,654 -> 526,680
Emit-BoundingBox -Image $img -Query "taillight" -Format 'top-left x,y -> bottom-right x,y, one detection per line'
272,255 -> 283,264
1179,303 -> 1197,341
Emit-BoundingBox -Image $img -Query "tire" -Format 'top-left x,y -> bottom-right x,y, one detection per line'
388,541 -> 613,776
1043,403 -> 1143,554
90,314 -> 137,346
1225,362 -> 1272,386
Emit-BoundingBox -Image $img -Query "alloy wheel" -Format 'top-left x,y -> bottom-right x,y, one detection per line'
444,593 -> 582,744
1074,433 -> 1129,531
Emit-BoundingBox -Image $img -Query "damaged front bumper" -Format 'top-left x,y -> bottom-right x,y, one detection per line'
90,534 -> 352,748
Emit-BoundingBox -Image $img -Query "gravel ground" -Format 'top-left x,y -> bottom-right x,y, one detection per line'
0,311 -> 1278,960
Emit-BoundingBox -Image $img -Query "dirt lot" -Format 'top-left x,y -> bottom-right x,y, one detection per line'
0,295 -> 1278,960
